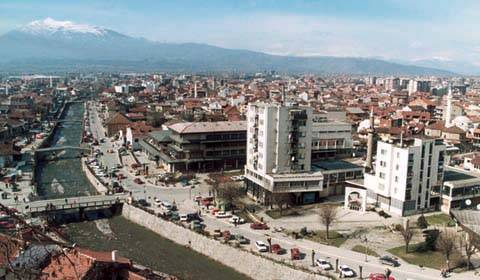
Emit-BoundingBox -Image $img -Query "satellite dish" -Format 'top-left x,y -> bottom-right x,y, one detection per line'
466,199 -> 472,206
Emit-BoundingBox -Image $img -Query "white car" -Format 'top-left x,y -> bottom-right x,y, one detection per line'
215,211 -> 232,218
161,202 -> 173,211
339,265 -> 355,278
315,259 -> 332,270
228,215 -> 245,224
154,200 -> 163,208
255,241 -> 269,252
179,214 -> 188,222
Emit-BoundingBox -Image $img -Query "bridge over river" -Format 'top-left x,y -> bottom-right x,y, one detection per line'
18,193 -> 128,215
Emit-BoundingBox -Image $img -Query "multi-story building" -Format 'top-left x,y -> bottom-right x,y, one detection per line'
311,112 -> 353,161
244,102 -> 362,205
363,137 -> 446,216
140,121 -> 246,173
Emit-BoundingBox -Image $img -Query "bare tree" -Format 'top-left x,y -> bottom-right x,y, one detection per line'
271,193 -> 292,216
461,233 -> 478,270
318,205 -> 338,239
400,220 -> 414,253
436,231 -> 458,271
216,182 -> 244,212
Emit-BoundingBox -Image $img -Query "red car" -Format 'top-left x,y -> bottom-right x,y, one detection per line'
222,230 -> 231,241
271,244 -> 285,255
290,248 -> 301,260
369,273 -> 395,280
134,178 -> 144,184
250,222 -> 269,230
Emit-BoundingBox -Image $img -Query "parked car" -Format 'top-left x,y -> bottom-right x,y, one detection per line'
255,241 -> 269,252
190,220 -> 204,231
369,273 -> 395,280
290,248 -> 301,260
222,230 -> 232,241
213,229 -> 222,238
179,213 -> 188,222
235,234 -> 249,244
169,212 -> 179,220
215,211 -> 232,218
379,256 -> 400,267
250,222 -> 269,230
154,200 -> 162,208
134,178 -> 144,184
339,265 -> 355,278
315,259 -> 332,270
228,215 -> 245,224
271,244 -> 285,255
136,199 -> 150,207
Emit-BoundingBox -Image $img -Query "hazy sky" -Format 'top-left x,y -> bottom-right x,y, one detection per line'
1,0 -> 479,62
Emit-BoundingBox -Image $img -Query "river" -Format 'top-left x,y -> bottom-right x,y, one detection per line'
37,101 -> 249,280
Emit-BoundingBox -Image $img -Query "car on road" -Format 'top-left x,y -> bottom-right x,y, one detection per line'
213,229 -> 222,238
369,273 -> 395,280
215,211 -> 232,219
228,215 -> 245,224
222,230 -> 232,241
255,241 -> 269,252
339,265 -> 355,278
315,259 -> 332,270
235,234 -> 249,244
134,178 -> 144,184
250,222 -> 269,230
271,244 -> 285,255
290,247 -> 301,260
179,213 -> 188,222
379,256 -> 400,267
161,202 -> 174,211
190,220 -> 204,231
136,199 -> 150,207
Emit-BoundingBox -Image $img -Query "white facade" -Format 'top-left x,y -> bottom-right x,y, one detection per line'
364,138 -> 446,216
245,103 -> 323,203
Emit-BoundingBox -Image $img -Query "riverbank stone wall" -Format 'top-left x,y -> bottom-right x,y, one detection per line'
122,204 -> 329,280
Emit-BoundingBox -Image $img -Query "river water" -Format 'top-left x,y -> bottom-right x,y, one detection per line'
38,102 -> 249,280
36,102 -> 96,199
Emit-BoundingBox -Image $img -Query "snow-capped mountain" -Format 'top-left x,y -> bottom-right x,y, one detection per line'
20,17 -> 107,36
0,18 -> 454,75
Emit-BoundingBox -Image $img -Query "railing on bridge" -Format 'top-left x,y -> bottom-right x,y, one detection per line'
21,194 -> 128,214
35,145 -> 91,153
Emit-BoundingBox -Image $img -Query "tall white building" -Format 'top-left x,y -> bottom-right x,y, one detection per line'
245,102 -> 324,204
364,137 -> 446,216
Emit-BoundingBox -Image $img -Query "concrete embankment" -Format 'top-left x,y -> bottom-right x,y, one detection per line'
81,159 -> 108,195
122,204 -> 329,280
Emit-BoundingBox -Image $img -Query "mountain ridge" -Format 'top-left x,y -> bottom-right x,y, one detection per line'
0,18 -> 455,75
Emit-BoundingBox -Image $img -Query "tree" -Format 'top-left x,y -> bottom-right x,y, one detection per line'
216,183 -> 244,212
400,220 -> 414,253
436,231 -> 457,271
461,233 -> 477,270
319,205 -> 338,239
417,214 -> 429,229
271,193 -> 292,216
147,111 -> 166,127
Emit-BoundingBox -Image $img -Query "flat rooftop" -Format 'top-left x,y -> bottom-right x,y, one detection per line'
311,160 -> 363,172
444,170 -> 477,181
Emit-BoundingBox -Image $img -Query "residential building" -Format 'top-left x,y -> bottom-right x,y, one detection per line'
244,102 -> 362,205
363,137 -> 446,216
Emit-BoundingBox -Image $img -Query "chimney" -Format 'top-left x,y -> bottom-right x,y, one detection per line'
112,250 -> 118,262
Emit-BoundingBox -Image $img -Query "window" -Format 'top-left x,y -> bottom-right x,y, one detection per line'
381,149 -> 387,155
380,161 -> 386,167
379,172 -> 386,179
394,176 -> 398,182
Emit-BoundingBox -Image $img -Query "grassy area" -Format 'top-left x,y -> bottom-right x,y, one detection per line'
265,208 -> 300,219
426,214 -> 455,227
299,230 -> 347,248
351,245 -> 379,257
388,243 -> 464,270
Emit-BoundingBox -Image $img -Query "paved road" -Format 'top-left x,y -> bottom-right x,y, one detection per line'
87,101 -> 477,280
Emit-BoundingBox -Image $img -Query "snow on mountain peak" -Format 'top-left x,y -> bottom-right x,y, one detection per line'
21,17 -> 106,36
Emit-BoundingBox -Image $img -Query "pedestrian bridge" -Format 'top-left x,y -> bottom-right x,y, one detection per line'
35,146 -> 91,153
19,193 -> 129,214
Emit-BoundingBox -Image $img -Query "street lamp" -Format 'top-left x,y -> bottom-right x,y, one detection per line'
363,236 -> 368,262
